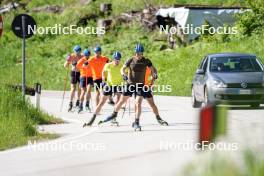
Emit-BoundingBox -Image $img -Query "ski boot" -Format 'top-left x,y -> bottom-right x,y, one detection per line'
68,102 -> 73,112
156,116 -> 169,126
78,104 -> 83,114
83,115 -> 96,127
132,121 -> 141,131
108,99 -> 115,105
98,112 -> 118,125
110,118 -> 119,127
85,101 -> 91,112
75,100 -> 80,108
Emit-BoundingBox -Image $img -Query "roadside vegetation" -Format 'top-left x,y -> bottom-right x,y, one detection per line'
0,86 -> 61,151
0,0 -> 263,97
182,148 -> 264,176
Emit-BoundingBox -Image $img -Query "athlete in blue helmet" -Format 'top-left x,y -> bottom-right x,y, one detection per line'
64,45 -> 83,112
83,51 -> 123,127
98,44 -> 168,130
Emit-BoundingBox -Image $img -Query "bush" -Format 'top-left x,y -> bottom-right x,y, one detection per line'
237,0 -> 264,36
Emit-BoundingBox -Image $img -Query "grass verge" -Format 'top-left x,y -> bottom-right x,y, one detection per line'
0,86 -> 62,151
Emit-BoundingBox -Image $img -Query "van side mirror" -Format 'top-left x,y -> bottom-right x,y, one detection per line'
196,69 -> 205,75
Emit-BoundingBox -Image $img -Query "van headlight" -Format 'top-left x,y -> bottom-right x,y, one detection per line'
213,79 -> 227,88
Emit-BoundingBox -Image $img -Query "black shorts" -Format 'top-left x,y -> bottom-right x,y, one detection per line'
70,71 -> 80,84
122,84 -> 153,99
103,85 -> 122,96
80,77 -> 93,88
93,79 -> 103,91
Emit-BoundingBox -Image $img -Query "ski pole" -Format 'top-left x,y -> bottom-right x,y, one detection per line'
60,65 -> 70,112
121,99 -> 128,118
128,97 -> 131,118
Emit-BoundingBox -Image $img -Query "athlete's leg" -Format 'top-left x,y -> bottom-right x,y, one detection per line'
116,93 -> 121,104
70,83 -> 76,102
135,96 -> 143,121
114,95 -> 130,112
80,87 -> 87,104
146,97 -> 159,116
86,84 -> 92,102
94,95 -> 109,115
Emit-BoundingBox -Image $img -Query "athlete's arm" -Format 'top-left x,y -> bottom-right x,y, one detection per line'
76,58 -> 85,69
64,54 -> 71,68
149,66 -> 158,80
102,64 -> 108,82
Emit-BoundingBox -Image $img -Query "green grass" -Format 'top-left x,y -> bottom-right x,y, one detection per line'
0,0 -> 263,96
182,149 -> 264,176
0,86 -> 62,151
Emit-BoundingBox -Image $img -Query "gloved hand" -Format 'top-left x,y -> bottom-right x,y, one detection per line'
72,61 -> 77,66
122,74 -> 128,81
101,81 -> 107,87
84,60 -> 89,66
153,73 -> 158,80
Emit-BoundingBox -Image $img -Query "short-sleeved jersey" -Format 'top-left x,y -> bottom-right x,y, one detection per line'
88,55 -> 109,80
66,53 -> 83,72
124,57 -> 152,85
103,62 -> 123,86
76,56 -> 93,77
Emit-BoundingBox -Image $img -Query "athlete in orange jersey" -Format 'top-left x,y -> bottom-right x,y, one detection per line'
76,49 -> 93,113
64,45 -> 83,112
88,46 -> 109,105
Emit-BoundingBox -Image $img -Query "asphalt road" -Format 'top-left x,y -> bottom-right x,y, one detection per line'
0,91 -> 263,176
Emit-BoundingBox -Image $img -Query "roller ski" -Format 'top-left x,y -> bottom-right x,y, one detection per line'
108,99 -> 115,106
77,104 -> 83,114
98,112 -> 117,126
156,116 -> 169,126
132,121 -> 141,131
110,118 -> 119,127
83,115 -> 96,127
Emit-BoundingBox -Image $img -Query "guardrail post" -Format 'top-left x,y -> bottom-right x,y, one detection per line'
35,83 -> 41,108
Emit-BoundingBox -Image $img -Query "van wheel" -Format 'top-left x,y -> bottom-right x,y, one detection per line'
191,87 -> 202,108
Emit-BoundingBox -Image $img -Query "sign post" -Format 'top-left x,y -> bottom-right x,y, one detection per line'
0,15 -> 3,38
22,16 -> 26,97
11,14 -> 36,98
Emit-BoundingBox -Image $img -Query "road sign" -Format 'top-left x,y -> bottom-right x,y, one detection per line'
0,15 -> 3,38
11,14 -> 36,39
11,14 -> 36,98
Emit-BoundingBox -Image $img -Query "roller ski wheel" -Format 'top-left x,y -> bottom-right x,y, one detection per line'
99,112 -> 117,126
85,106 -> 91,113
83,123 -> 89,127
83,120 -> 94,127
157,118 -> 169,126
110,119 -> 119,127
132,122 -> 141,131
98,120 -> 104,126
